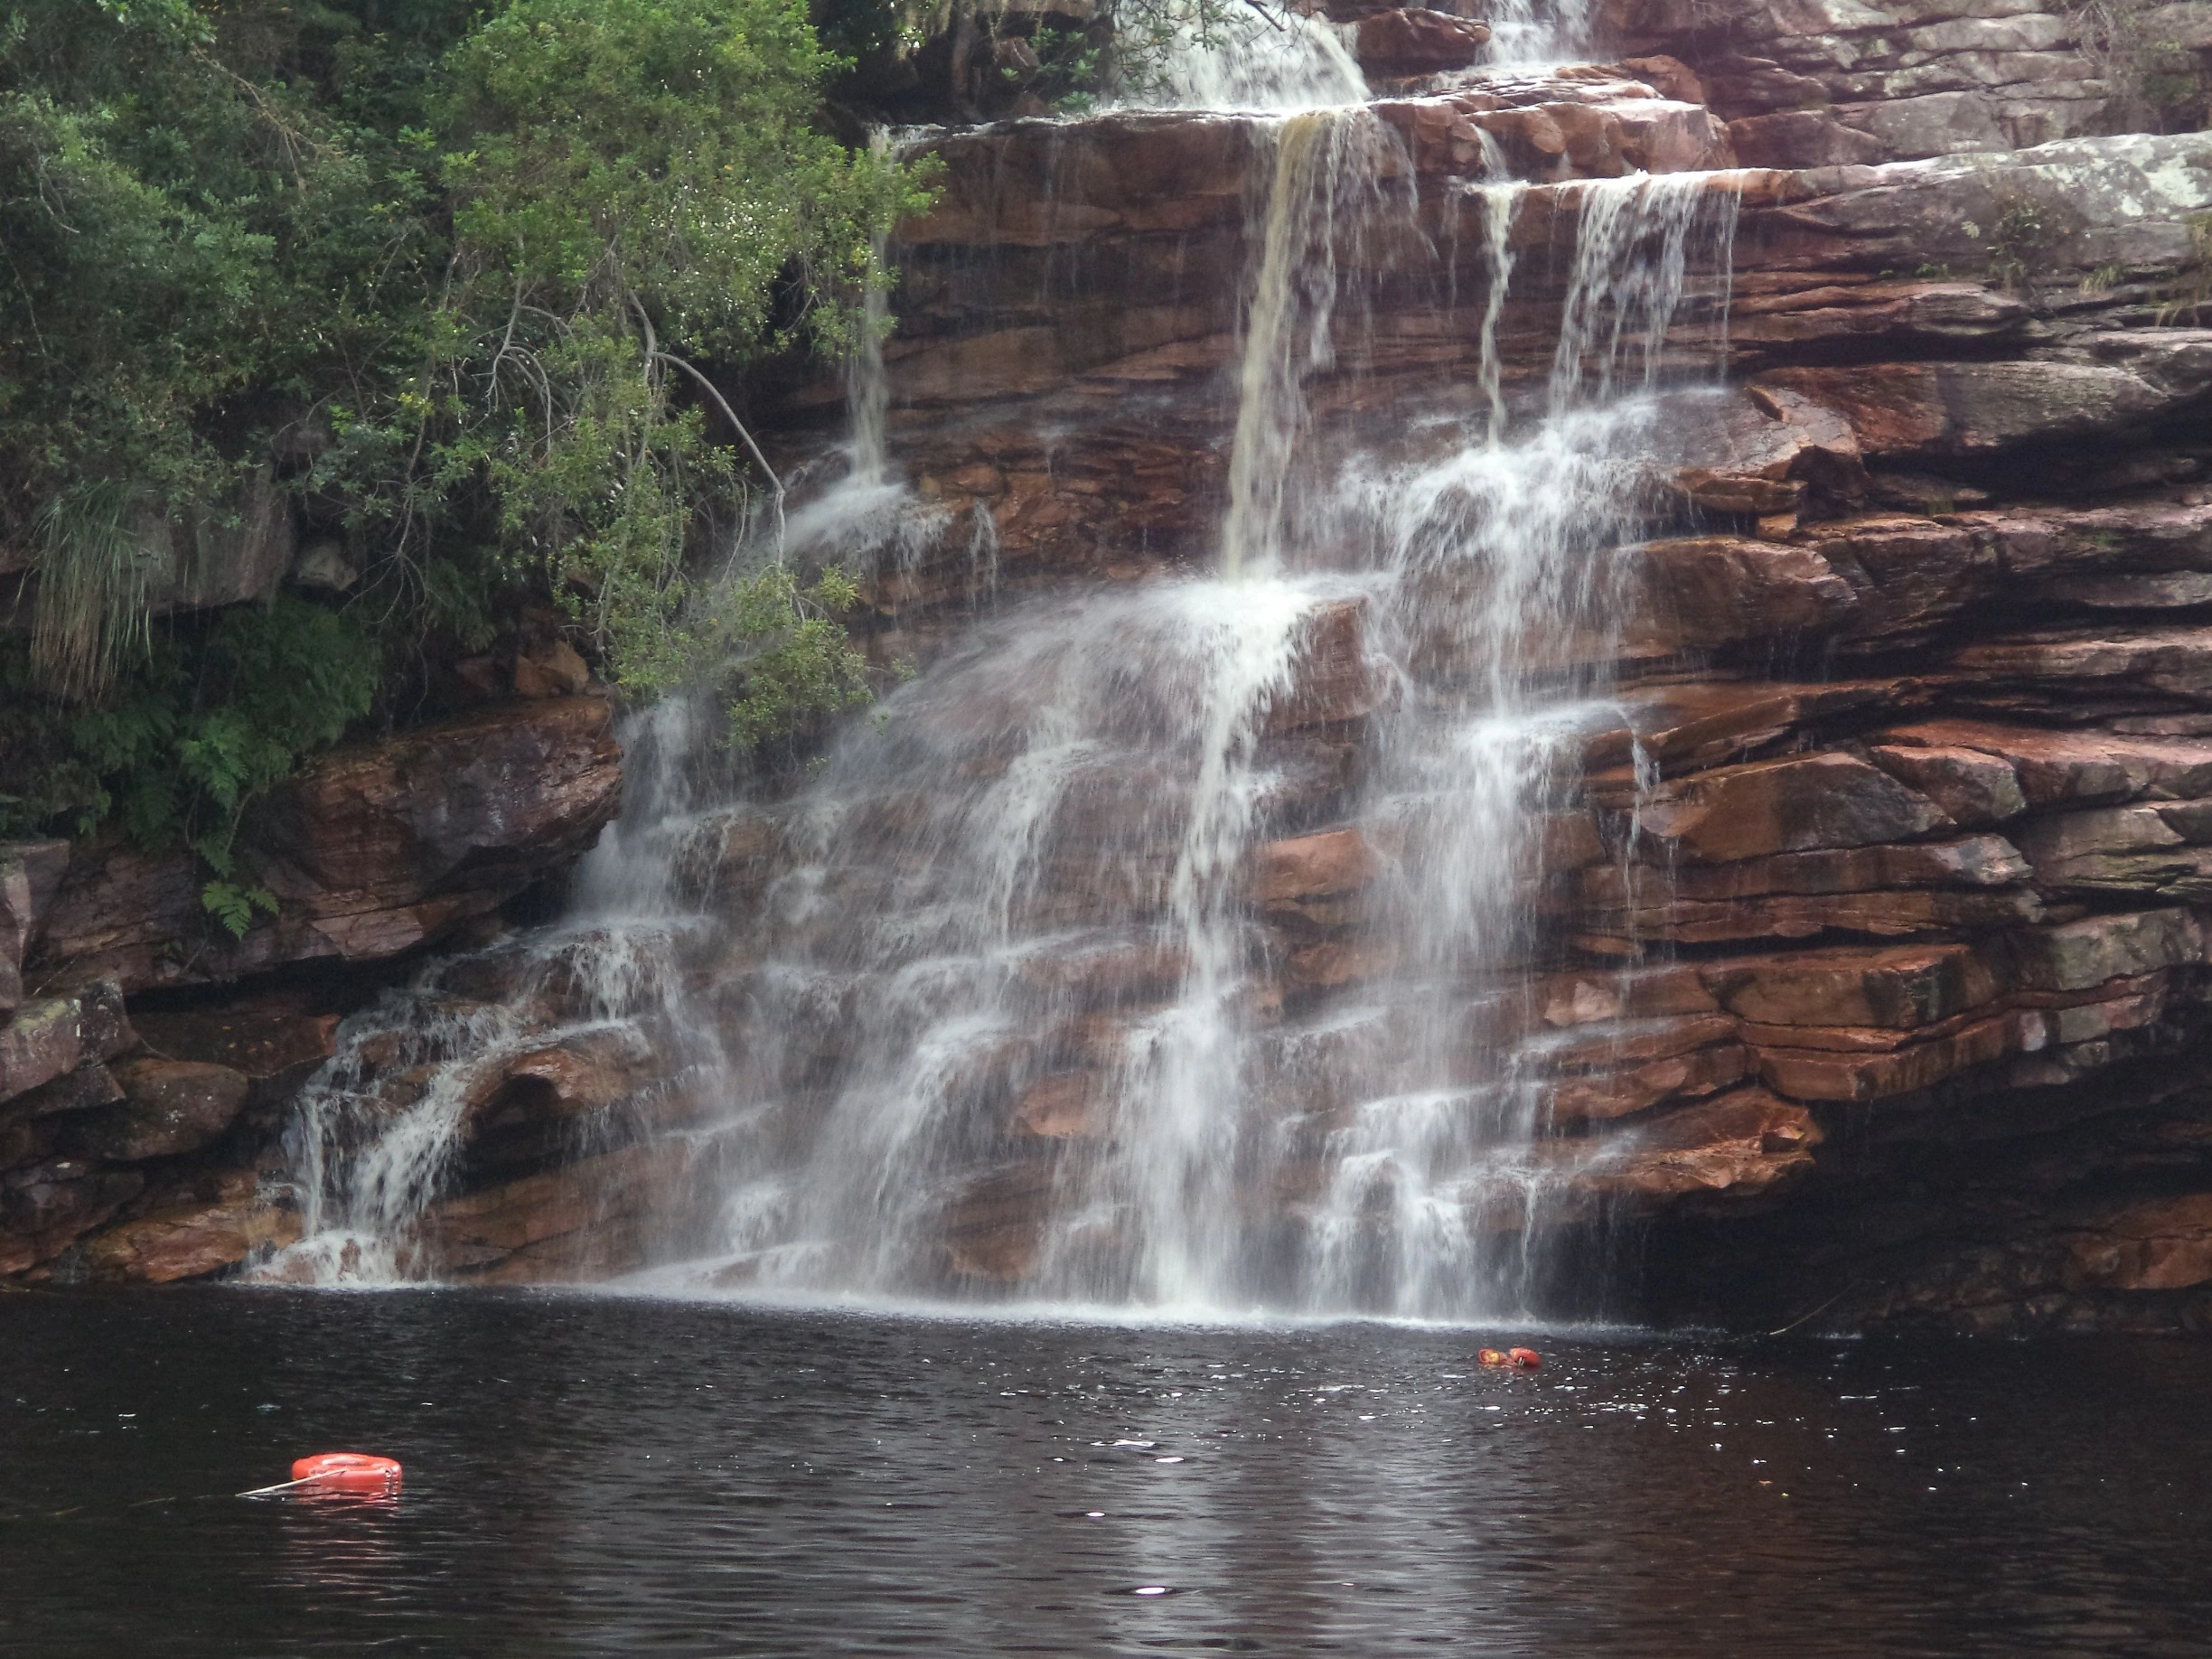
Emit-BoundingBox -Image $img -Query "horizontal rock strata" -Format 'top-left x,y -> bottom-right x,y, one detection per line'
738,59 -> 2212,1332
0,696 -> 624,1283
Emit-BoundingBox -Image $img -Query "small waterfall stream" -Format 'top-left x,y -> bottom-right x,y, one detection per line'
264,5 -> 1749,1316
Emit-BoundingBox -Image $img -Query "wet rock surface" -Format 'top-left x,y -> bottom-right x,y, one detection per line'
0,695 -> 623,1282
718,44 -> 2212,1334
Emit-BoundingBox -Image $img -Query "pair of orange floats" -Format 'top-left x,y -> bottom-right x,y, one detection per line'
238,1452 -> 403,1498
1477,1347 -> 1542,1370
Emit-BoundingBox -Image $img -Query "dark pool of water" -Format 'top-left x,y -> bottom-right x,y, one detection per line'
3,1290 -> 2207,1656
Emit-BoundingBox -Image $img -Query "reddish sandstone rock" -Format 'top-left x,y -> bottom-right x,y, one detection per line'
70,1057 -> 252,1162
459,1028 -> 682,1173
1701,942 -> 1999,1030
1584,680 -> 1900,778
2014,909 -> 2209,993
1639,753 -> 1951,865
512,639 -> 591,698
1580,1089 -> 1822,1206
1589,837 -> 2030,905
1012,1072 -> 1110,1139
424,1139 -> 695,1282
1865,745 -> 2028,827
1873,722 -> 2212,809
1018,934 -> 1190,1006
1287,938 -> 1397,992
1651,382 -> 1865,520
0,1159 -> 144,1276
2065,1193 -> 2212,1292
1266,600 -> 1386,734
4,1063 -> 126,1121
75,1168 -> 300,1285
1250,829 -> 1382,904
1749,354 -> 2211,460
0,982 -> 132,1111
1536,964 -> 1720,1026
1752,1010 -> 2027,1102
1354,8 -> 1490,73
941,1162 -> 1057,1281
1623,536 -> 1858,655
1549,1043 -> 1751,1121
31,698 -> 623,992
1945,626 -> 2212,703
1526,1013 -> 1739,1073
1582,886 -> 2041,947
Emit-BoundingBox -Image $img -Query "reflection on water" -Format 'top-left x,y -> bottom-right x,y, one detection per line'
3,1291 -> 2208,1657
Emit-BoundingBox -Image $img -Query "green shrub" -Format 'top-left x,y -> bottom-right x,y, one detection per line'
0,0 -> 936,906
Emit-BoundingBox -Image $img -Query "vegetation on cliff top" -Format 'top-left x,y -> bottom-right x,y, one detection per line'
1,0 -> 927,915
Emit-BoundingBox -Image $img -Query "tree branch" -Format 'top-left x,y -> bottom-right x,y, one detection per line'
650,347 -> 788,558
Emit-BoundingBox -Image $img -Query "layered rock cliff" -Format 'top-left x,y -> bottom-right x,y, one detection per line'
0,696 -> 623,1281
741,33 -> 2212,1334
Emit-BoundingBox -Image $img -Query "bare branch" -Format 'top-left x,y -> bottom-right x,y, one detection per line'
650,348 -> 788,558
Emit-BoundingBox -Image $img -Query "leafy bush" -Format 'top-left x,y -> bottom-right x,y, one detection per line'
0,0 -> 934,909
0,596 -> 381,931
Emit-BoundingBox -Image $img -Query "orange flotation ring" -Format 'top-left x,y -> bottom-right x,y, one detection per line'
292,1452 -> 403,1493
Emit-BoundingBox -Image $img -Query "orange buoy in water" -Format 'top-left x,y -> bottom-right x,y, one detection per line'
291,1452 -> 403,1493
1476,1347 -> 1542,1370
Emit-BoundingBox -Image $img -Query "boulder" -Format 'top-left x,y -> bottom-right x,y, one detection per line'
3,1063 -> 125,1122
513,640 -> 592,698
0,1159 -> 144,1275
70,1057 -> 252,1161
2065,1193 -> 2212,1292
1354,8 -> 1491,73
0,982 -> 132,1111
1701,942 -> 1999,1029
74,1168 -> 300,1284
1638,753 -> 1952,865
0,840 -> 69,1012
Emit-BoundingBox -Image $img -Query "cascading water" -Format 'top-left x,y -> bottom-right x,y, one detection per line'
265,3 -> 1749,1315
652,157 -> 1739,1316
260,700 -> 731,1283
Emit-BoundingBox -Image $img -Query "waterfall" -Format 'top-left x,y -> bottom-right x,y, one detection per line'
1143,0 -> 1367,112
1221,108 -> 1415,578
651,158 -> 1740,1315
260,23 -> 1749,1314
258,701 -> 729,1284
